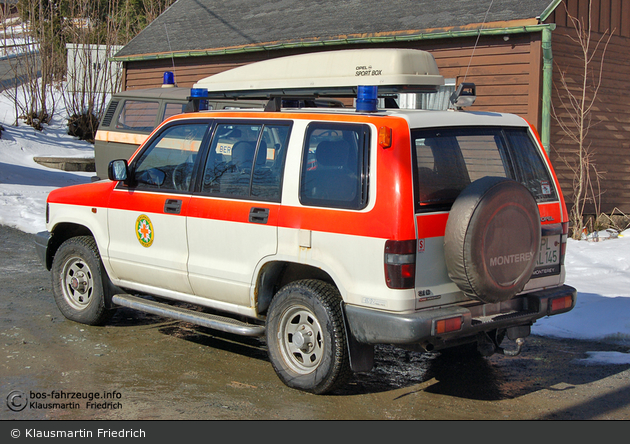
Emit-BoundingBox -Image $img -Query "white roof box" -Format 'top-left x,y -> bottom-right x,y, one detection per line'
193,49 -> 444,99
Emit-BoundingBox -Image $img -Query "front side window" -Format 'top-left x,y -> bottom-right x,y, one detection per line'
132,123 -> 209,192
201,122 -> 291,202
300,123 -> 370,210
412,126 -> 557,211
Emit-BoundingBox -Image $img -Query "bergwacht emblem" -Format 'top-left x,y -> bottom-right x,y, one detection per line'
135,214 -> 154,247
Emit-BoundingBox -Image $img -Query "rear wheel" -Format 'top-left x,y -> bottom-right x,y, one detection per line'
265,279 -> 351,394
51,236 -> 116,325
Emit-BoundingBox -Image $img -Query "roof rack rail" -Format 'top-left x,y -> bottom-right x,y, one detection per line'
192,49 -> 444,101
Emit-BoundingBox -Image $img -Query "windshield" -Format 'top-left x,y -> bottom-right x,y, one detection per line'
412,126 -> 557,211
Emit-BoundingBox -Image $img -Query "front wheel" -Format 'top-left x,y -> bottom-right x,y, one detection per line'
265,280 -> 351,394
51,236 -> 116,325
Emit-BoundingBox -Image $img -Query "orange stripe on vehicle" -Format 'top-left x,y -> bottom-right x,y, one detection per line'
188,197 -> 279,225
109,189 -> 190,216
538,202 -> 563,224
47,181 -> 115,207
416,213 -> 449,238
95,130 -> 149,146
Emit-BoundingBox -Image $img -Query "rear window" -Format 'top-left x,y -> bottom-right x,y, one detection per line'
412,126 -> 557,211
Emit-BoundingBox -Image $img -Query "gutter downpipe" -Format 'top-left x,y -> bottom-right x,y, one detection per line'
541,24 -> 555,154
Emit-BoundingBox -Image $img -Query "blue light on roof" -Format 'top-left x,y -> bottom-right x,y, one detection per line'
356,85 -> 378,113
163,71 -> 175,86
190,88 -> 209,110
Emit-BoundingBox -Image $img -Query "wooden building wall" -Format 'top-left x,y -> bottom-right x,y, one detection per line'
546,0 -> 630,214
122,33 -> 543,128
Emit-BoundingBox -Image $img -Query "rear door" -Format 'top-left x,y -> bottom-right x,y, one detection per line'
411,126 -> 564,307
186,120 -> 291,306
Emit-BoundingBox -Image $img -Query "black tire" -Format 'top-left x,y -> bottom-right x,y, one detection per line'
444,177 -> 541,304
51,236 -> 116,326
265,279 -> 351,394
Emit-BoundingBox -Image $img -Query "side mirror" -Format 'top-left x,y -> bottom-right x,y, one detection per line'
108,159 -> 129,182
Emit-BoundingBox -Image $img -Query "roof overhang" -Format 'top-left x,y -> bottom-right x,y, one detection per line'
112,19 -> 555,63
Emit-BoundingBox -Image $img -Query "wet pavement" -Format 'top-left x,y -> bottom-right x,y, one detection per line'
1,225 -> 629,420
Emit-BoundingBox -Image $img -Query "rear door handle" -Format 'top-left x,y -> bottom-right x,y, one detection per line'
164,199 -> 183,214
249,207 -> 270,224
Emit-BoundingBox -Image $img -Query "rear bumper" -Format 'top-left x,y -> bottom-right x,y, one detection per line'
344,285 -> 577,348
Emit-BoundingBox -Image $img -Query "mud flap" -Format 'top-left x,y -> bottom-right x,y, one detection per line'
341,302 -> 374,372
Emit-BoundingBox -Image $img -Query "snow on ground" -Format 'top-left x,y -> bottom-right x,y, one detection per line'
0,89 -> 629,365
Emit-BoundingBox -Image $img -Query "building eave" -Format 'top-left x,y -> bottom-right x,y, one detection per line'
112,19 -> 552,62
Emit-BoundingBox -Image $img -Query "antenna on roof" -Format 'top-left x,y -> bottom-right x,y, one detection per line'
164,23 -> 177,86
462,0 -> 495,84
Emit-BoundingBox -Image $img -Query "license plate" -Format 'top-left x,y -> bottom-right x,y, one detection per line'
532,235 -> 561,277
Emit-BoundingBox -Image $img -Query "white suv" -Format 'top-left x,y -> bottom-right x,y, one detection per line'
36,49 -> 576,394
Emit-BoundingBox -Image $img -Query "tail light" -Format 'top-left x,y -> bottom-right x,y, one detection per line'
434,316 -> 463,335
549,294 -> 574,315
384,239 -> 416,289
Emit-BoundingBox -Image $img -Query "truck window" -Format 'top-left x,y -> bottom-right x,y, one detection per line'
300,122 -> 370,210
201,122 -> 291,202
132,123 -> 209,192
163,102 -> 186,121
116,100 -> 160,132
412,126 -> 557,211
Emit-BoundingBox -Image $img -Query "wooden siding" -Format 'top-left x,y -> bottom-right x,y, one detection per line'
549,25 -> 630,214
548,0 -> 630,38
122,34 -> 543,127
426,34 -> 542,125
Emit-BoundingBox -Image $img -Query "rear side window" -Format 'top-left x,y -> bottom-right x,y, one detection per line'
201,122 -> 291,202
116,100 -> 160,132
300,122 -> 370,209
163,102 -> 186,121
412,126 -> 557,211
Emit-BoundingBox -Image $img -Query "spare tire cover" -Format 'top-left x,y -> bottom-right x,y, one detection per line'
444,177 -> 541,304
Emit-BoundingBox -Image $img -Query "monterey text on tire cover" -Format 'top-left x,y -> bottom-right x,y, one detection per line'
444,177 -> 541,304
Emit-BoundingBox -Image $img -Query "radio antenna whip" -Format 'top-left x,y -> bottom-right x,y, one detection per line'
164,23 -> 177,85
463,0 -> 495,83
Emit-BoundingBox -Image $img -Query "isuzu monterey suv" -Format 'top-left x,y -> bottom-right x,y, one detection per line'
36,49 -> 576,394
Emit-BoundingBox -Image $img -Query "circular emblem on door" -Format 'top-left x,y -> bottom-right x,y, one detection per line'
135,214 -> 154,247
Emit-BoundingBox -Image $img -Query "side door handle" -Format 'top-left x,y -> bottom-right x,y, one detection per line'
164,199 -> 183,214
249,207 -> 270,224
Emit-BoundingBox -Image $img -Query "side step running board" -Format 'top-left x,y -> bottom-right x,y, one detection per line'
112,294 -> 266,337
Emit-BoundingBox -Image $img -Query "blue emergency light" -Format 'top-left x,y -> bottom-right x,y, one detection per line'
190,88 -> 209,111
356,85 -> 378,113
163,71 -> 175,87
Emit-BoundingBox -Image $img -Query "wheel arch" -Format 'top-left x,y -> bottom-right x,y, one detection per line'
46,223 -> 95,270
255,261 -> 336,316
